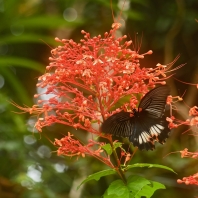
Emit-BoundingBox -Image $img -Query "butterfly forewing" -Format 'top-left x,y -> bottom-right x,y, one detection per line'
138,85 -> 170,118
101,111 -> 135,137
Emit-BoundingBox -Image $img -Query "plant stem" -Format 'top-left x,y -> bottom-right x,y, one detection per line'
109,137 -> 127,184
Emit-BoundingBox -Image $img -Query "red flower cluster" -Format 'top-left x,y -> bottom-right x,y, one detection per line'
13,23 -> 180,169
54,132 -> 114,167
18,23 -> 173,135
177,173 -> 198,186
176,148 -> 198,186
14,21 -> 198,186
180,148 -> 198,159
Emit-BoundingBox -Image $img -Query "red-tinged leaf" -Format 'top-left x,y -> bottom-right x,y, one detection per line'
77,169 -> 116,190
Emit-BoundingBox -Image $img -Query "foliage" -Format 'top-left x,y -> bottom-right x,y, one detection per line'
0,0 -> 198,198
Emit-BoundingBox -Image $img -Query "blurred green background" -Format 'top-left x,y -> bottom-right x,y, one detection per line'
0,0 -> 198,197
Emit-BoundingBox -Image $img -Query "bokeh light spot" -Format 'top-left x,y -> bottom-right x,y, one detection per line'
10,23 -> 24,36
63,8 -> 77,22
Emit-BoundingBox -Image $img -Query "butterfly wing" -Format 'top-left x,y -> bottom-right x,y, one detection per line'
101,85 -> 170,150
138,85 -> 170,118
128,85 -> 170,150
129,111 -> 170,150
101,111 -> 135,137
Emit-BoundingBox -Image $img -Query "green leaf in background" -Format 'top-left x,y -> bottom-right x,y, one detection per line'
0,57 -> 44,73
77,169 -> 117,189
0,34 -> 58,46
0,68 -> 31,104
0,0 -> 198,197
102,143 -> 113,155
18,16 -> 84,29
113,141 -> 123,150
124,163 -> 177,174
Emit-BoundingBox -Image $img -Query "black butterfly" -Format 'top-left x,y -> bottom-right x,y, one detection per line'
101,85 -> 170,150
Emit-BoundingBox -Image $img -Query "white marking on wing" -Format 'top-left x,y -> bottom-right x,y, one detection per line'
139,132 -> 150,144
150,126 -> 157,136
153,125 -> 161,133
156,124 -> 164,130
139,136 -> 143,144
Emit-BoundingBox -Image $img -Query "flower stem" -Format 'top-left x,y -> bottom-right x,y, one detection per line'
109,137 -> 127,184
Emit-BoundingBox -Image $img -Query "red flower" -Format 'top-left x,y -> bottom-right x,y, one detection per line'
12,18 -> 198,188
177,173 -> 198,186
180,148 -> 198,159
54,132 -> 114,167
16,23 -> 172,135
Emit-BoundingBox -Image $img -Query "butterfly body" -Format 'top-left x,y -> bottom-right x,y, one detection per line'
101,85 -> 170,150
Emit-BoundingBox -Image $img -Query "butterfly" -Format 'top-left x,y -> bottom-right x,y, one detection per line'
101,85 -> 170,150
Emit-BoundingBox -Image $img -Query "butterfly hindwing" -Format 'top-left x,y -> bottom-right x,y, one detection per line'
129,110 -> 170,150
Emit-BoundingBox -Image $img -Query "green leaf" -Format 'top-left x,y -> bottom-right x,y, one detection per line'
19,16 -> 84,29
124,163 -> 176,174
0,57 -> 44,72
110,95 -> 131,110
113,142 -> 123,150
0,34 -> 58,46
77,169 -> 116,190
135,180 -> 165,198
102,144 -> 113,155
105,180 -> 129,198
0,68 -> 31,104
127,175 -> 151,197
103,193 -> 120,198
126,10 -> 145,21
104,175 -> 161,198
